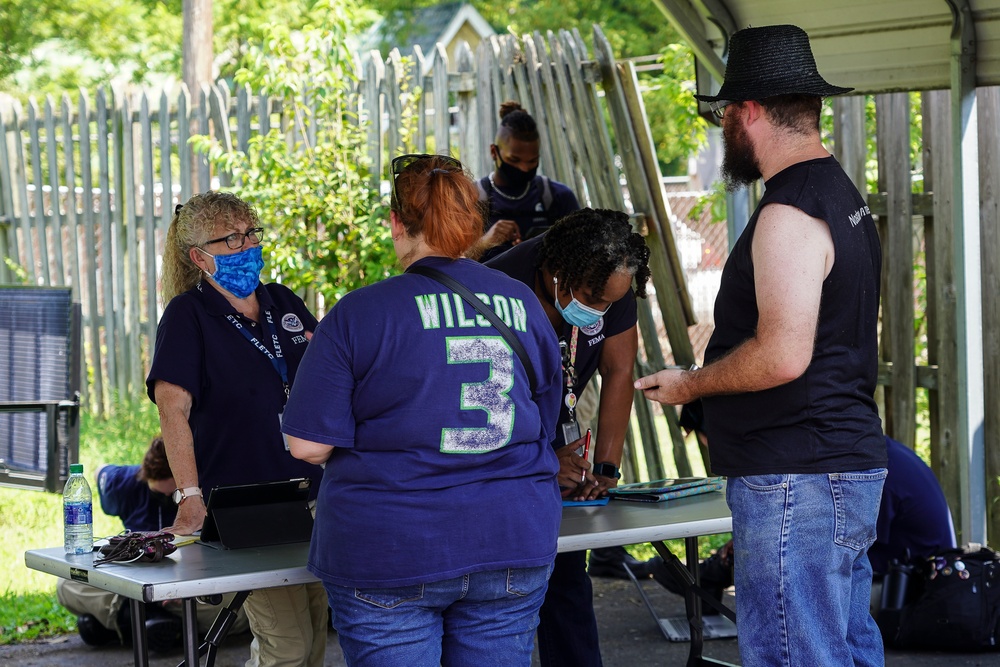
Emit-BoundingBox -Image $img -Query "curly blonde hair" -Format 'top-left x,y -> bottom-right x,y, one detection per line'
161,191 -> 261,303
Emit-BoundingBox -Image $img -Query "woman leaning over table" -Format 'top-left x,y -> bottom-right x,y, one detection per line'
146,191 -> 327,667
486,208 -> 651,667
281,154 -> 564,666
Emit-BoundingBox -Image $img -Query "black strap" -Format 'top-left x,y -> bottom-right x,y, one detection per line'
407,265 -> 538,395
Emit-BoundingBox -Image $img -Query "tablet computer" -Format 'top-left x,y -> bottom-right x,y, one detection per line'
200,478 -> 313,550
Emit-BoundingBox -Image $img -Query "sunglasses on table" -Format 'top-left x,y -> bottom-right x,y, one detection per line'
390,153 -> 463,205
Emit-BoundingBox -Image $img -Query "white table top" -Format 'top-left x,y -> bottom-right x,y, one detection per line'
25,488 -> 731,602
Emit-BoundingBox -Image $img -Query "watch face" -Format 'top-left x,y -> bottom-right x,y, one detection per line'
595,464 -> 620,479
171,489 -> 182,504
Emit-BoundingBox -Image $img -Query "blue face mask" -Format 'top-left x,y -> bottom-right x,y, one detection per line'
199,245 -> 264,298
554,279 -> 609,328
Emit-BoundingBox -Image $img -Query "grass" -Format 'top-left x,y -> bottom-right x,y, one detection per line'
0,398 -> 160,644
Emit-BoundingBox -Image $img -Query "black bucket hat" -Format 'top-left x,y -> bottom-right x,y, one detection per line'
695,24 -> 853,103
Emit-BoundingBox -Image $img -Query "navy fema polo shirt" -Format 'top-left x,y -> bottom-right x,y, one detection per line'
146,281 -> 322,498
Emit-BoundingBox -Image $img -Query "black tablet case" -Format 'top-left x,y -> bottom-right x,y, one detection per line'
200,478 -> 313,550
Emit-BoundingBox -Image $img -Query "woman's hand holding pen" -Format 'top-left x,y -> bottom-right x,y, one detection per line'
555,439 -> 592,498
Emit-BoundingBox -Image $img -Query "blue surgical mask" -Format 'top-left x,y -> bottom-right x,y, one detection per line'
198,245 -> 264,298
554,278 -> 609,328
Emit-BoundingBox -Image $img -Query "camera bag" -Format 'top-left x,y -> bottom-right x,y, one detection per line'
891,544 -> 1000,651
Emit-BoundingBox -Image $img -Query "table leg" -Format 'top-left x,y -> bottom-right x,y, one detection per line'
685,536 -> 706,666
651,538 -> 738,667
173,591 -> 251,667
201,591 -> 250,667
181,598 -> 199,667
129,598 -> 149,667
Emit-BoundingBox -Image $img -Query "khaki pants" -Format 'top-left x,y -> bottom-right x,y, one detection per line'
244,581 -> 328,667
56,578 -> 250,640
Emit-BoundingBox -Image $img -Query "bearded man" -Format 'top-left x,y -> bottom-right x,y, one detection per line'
635,25 -> 887,667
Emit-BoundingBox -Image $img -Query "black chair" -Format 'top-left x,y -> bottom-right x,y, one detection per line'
0,286 -> 81,493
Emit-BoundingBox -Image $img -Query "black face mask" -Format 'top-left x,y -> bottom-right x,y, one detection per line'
150,490 -> 174,510
494,154 -> 537,192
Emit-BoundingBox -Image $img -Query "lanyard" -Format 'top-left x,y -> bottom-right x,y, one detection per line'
226,309 -> 290,398
561,326 -> 579,419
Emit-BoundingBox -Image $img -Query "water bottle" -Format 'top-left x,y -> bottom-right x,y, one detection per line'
63,463 -> 93,555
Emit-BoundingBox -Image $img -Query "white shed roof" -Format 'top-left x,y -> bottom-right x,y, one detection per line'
653,0 -> 1000,94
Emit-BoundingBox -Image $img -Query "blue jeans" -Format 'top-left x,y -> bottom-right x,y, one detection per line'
728,470 -> 887,667
325,564 -> 552,667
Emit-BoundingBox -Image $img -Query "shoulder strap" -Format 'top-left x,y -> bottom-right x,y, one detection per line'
407,265 -> 538,395
476,176 -> 490,202
540,175 -> 552,211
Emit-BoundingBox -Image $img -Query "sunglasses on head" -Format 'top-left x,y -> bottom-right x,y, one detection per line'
390,153 -> 463,207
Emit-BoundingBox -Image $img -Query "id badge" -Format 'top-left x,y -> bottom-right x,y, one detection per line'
278,411 -> 289,451
561,421 -> 581,446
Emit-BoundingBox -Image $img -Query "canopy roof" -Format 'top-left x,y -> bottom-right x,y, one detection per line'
653,0 -> 1000,94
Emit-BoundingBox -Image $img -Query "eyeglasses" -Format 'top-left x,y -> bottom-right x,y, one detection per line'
203,227 -> 264,250
710,100 -> 734,119
390,153 -> 463,207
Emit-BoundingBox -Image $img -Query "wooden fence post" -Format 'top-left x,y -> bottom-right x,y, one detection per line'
78,89 -> 105,414
978,85 -> 1000,545
876,93 -> 917,447
432,44 -> 450,155
27,99 -> 51,285
924,89 -> 963,536
0,106 -> 19,282
454,42 -> 479,168
44,96 -> 66,285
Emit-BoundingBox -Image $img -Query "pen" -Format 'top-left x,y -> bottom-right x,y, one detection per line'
580,428 -> 592,484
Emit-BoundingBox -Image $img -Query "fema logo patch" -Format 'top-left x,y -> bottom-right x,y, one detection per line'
281,313 -> 304,332
582,318 -> 604,336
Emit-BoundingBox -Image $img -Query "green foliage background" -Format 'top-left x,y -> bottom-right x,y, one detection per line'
193,6 -> 395,305
2,0 -> 706,176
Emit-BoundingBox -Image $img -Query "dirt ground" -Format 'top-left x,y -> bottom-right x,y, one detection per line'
1,576 -> 993,666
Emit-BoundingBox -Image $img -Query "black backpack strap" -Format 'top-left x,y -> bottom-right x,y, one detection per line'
407,265 -> 538,395
540,175 -> 553,211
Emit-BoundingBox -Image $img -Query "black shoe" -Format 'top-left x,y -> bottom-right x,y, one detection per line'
145,615 -> 184,654
76,614 -> 118,647
588,546 -> 652,579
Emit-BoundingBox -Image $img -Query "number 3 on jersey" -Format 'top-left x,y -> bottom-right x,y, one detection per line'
441,336 -> 515,453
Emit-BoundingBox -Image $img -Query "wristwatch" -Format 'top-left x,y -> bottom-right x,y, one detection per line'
172,487 -> 203,505
592,462 -> 622,480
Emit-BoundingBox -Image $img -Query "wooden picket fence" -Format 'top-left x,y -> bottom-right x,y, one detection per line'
0,25 -> 704,482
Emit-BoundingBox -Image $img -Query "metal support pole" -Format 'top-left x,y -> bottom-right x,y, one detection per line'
947,0 -> 986,544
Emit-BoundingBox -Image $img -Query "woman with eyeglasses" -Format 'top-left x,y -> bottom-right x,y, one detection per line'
146,191 -> 328,667
281,154 -> 563,665
486,208 -> 651,667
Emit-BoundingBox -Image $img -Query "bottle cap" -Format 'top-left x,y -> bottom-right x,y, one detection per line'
69,463 -> 83,474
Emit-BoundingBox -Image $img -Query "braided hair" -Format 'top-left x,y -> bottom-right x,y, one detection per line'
497,101 -> 539,143
537,208 -> 650,300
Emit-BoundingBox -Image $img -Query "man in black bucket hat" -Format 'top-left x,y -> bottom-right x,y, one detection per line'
636,25 -> 888,667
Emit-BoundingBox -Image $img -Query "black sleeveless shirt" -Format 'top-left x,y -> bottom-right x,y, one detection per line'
703,156 -> 886,476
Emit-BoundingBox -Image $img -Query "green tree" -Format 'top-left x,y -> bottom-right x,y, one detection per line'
193,0 -> 394,308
